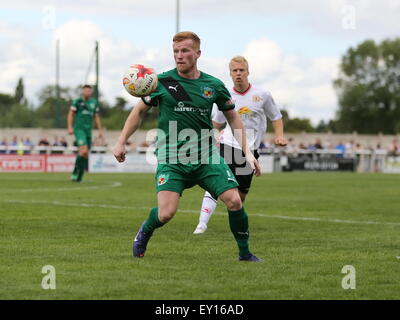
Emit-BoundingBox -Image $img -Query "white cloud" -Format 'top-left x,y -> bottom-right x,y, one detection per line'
3,0 -> 399,38
0,19 -> 340,124
2,0 -> 397,125
240,38 -> 339,123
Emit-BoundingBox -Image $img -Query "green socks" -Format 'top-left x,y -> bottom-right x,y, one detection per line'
228,207 -> 251,257
72,156 -> 80,176
73,155 -> 88,181
143,208 -> 165,233
141,207 -> 250,256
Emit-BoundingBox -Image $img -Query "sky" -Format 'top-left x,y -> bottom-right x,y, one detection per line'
1,0 -> 399,124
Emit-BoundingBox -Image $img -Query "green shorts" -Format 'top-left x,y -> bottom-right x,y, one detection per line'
74,129 -> 92,148
155,156 -> 239,199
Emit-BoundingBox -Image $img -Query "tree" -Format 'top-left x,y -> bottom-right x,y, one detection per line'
315,120 -> 329,133
269,109 -> 314,133
34,85 -> 74,128
0,93 -> 15,115
334,38 -> 400,134
0,103 -> 34,128
14,77 -> 24,104
101,97 -> 130,130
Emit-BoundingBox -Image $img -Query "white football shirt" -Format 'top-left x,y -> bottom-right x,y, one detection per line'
213,84 -> 282,150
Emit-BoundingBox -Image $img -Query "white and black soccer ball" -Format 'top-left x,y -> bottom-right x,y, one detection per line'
122,64 -> 158,97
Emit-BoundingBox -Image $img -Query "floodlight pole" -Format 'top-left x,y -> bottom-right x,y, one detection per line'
55,39 -> 61,128
176,0 -> 180,33
95,41 -> 99,102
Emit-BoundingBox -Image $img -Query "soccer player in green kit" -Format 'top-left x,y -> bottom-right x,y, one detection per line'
113,32 -> 262,262
67,84 -> 103,182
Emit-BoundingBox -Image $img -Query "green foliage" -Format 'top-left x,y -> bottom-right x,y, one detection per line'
0,84 -> 34,128
268,109 -> 314,133
0,103 -> 35,128
14,78 -> 24,104
101,97 -> 130,130
334,38 -> 400,134
33,85 -> 78,128
0,93 -> 15,116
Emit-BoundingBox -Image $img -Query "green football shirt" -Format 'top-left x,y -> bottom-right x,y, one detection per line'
70,97 -> 99,131
142,68 -> 235,164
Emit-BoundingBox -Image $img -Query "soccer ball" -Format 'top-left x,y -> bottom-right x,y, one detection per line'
122,64 -> 158,97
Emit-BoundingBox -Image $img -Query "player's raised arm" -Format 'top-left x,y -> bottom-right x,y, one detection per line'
113,99 -> 151,162
222,108 -> 261,176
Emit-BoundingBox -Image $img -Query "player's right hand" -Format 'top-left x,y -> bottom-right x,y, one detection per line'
67,127 -> 73,135
113,143 -> 126,163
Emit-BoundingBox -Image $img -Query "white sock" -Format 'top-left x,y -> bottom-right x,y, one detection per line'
199,191 -> 217,226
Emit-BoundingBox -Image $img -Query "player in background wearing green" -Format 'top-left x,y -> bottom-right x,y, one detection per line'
67,85 -> 103,182
113,31 -> 262,262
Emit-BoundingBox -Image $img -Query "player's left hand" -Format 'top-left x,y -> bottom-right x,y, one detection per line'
274,136 -> 287,146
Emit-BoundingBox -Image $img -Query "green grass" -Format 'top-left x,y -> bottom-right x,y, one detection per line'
0,172 -> 399,299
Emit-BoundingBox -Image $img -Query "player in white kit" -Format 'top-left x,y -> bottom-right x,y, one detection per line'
193,56 -> 287,234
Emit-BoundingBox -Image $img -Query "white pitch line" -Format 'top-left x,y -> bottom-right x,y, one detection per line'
3,199 -> 400,227
4,181 -> 122,192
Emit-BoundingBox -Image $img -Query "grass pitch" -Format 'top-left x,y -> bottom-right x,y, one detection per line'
0,172 -> 399,299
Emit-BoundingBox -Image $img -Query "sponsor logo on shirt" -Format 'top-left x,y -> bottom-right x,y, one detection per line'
238,106 -> 253,120
238,106 -> 251,115
174,104 -> 208,116
202,87 -> 214,99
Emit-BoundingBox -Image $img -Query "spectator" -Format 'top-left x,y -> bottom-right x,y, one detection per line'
10,136 -> 18,146
23,137 -> 34,147
345,140 -> 355,153
307,138 -> 323,151
335,141 -> 346,158
314,138 -> 324,149
17,138 -> 25,155
8,136 -> 18,154
388,139 -> 399,156
59,137 -> 68,147
0,138 -> 7,154
298,142 -> 307,150
38,137 -> 50,146
375,143 -> 385,153
354,143 -> 363,152
23,137 -> 34,154
53,136 -> 63,147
